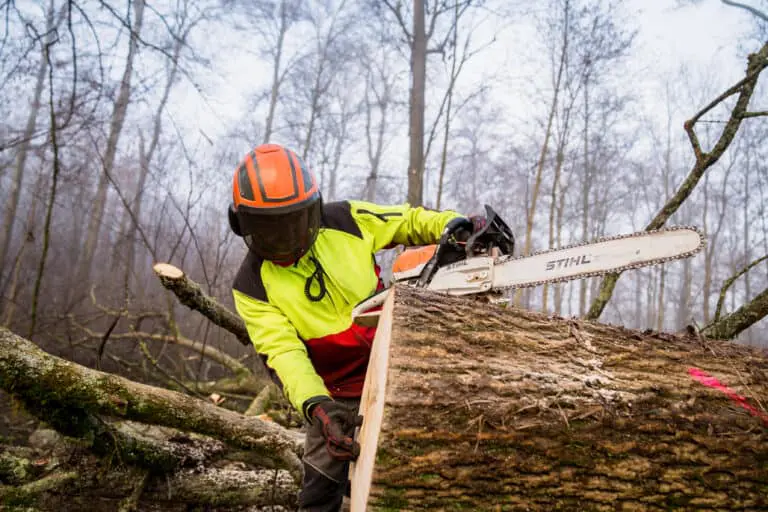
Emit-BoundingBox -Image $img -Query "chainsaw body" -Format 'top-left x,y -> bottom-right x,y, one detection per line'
391,204 -> 515,295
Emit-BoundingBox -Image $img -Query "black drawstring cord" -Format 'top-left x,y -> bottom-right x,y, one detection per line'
305,255 -> 327,302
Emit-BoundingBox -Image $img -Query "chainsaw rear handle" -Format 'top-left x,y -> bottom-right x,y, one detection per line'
417,207 -> 515,288
415,217 -> 471,287
351,218 -> 470,324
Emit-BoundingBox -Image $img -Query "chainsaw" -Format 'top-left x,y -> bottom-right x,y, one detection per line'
352,204 -> 705,326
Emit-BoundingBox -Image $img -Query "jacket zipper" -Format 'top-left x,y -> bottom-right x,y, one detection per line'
357,209 -> 402,222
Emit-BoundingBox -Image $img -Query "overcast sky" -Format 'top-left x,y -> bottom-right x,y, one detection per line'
161,0 -> 764,204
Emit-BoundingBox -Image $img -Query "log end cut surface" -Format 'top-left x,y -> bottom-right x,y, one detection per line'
357,286 -> 768,511
153,262 -> 184,279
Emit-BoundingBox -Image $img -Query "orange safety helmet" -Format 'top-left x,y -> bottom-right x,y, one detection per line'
229,143 -> 322,263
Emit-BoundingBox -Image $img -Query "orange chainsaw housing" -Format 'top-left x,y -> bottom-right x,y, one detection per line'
392,245 -> 437,275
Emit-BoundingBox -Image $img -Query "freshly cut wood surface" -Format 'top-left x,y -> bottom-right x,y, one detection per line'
353,285 -> 768,511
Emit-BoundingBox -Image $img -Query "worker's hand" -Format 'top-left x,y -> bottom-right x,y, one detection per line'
449,215 -> 487,242
306,397 -> 363,461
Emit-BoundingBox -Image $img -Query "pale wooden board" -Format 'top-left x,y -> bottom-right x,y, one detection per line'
352,310 -> 381,328
348,288 -> 396,511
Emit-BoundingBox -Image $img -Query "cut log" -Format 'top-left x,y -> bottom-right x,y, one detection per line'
351,286 -> 768,510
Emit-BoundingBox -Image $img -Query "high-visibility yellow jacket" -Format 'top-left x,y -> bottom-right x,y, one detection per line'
232,200 -> 462,415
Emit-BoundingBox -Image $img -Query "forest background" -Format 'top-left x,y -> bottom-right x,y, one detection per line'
0,0 -> 767,429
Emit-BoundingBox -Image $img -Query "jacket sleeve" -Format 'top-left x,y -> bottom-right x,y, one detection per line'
348,200 -> 464,251
232,289 -> 329,415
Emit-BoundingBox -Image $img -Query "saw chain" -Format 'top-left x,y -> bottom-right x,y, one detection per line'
487,225 -> 706,293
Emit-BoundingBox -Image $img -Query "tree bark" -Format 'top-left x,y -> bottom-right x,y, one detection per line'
407,0 -> 427,206
153,263 -> 251,346
1,443 -> 298,510
703,287 -> 768,340
0,327 -> 302,482
351,286 -> 768,510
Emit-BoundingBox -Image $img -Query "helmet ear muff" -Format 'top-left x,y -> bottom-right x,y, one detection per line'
228,203 -> 243,236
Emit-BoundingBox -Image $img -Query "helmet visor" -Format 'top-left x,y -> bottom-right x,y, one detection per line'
238,200 -> 322,263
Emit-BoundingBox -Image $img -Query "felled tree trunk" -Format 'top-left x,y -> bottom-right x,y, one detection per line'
0,327 -> 302,480
351,286 -> 768,511
0,442 -> 298,510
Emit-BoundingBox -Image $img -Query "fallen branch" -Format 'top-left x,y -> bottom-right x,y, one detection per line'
0,470 -> 79,507
153,263 -> 251,346
71,319 -> 262,387
0,444 -> 299,509
245,384 -> 278,417
0,327 -> 302,482
711,254 -> 768,323
702,287 -> 768,340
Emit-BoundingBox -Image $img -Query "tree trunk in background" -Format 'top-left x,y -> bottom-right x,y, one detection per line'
657,265 -> 666,331
363,68 -> 390,202
351,286 -> 768,510
73,0 -> 145,303
542,146 -> 563,313
516,0 -> 570,309
301,37 -> 330,161
676,256 -> 692,329
263,0 -> 289,143
407,0 -> 427,206
121,30 -> 183,296
634,270 -> 643,330
544,100 -> 572,312
553,169 -> 568,315
0,1 -> 60,280
645,268 -> 655,329
579,75 -> 591,317
742,160 -> 752,343
435,7 -> 460,211
1,173 -> 43,328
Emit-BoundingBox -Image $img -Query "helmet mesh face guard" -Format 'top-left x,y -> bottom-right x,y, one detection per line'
240,200 -> 321,263
230,144 -> 322,263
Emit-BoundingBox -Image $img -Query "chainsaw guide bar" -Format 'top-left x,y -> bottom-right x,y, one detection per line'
352,225 -> 705,326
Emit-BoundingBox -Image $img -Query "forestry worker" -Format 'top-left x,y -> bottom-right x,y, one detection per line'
228,143 -> 483,511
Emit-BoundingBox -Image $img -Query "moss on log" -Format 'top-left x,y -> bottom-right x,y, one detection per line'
703,287 -> 768,340
352,286 -> 768,511
0,327 -> 302,482
0,444 -> 299,510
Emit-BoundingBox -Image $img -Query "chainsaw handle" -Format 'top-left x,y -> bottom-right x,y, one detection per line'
416,218 -> 469,287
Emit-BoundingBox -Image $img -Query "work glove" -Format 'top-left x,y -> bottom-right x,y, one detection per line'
448,214 -> 487,243
304,397 -> 363,461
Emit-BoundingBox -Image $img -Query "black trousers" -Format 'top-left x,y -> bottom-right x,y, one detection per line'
298,397 -> 360,512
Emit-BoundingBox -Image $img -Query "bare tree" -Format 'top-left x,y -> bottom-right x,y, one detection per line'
120,1 -> 203,298
361,48 -> 397,202
0,1 -> 65,281
433,3 -> 494,209
379,0 -> 479,206
71,0 -> 146,306
587,39 -> 768,331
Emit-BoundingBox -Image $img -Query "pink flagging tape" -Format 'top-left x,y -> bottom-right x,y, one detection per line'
688,367 -> 768,427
